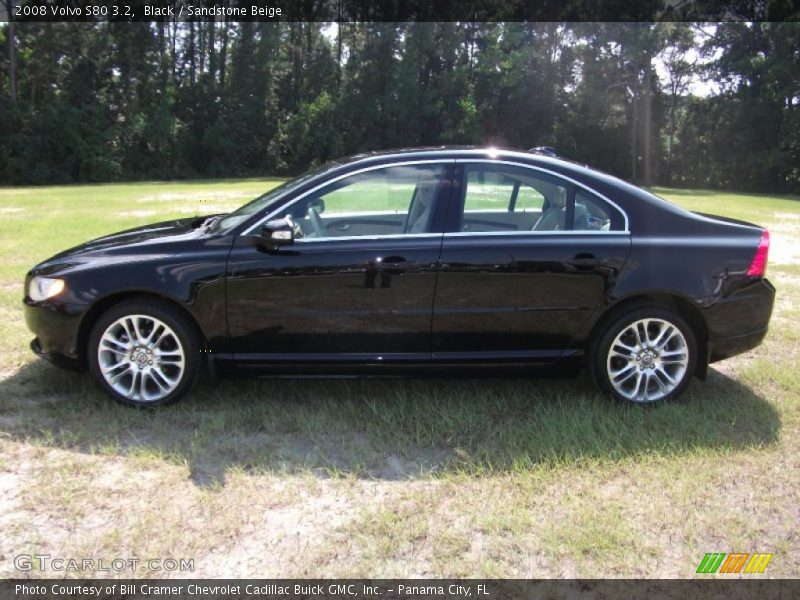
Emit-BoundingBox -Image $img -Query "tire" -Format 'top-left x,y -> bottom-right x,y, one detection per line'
88,298 -> 203,407
589,305 -> 697,404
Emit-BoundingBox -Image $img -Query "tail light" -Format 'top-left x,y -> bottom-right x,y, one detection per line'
746,229 -> 770,277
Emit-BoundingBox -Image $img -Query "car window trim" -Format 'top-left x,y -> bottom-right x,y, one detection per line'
292,232 -> 443,244
508,180 -> 521,212
454,159 -> 630,233
443,230 -> 630,238
564,185 -> 576,230
241,159 -> 456,238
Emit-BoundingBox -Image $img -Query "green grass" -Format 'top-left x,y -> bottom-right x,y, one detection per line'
649,186 -> 800,224
0,180 -> 798,578
0,178 -> 282,284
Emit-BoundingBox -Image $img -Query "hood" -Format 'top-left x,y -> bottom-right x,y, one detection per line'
31,215 -> 219,276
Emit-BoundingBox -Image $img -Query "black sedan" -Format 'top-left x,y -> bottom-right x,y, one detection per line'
24,148 -> 775,407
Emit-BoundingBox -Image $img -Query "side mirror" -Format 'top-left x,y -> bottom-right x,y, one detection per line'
261,215 -> 300,250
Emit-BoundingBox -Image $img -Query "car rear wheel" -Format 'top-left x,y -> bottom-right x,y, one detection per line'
590,306 -> 697,404
88,299 -> 202,407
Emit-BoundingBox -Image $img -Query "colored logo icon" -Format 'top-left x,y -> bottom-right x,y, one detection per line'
696,553 -> 773,574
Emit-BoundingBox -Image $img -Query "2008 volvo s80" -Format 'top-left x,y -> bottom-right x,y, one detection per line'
24,148 -> 775,407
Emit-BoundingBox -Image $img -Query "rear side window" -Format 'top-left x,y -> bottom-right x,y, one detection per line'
515,186 -> 546,211
575,189 -> 623,231
463,171 -> 544,213
459,165 -> 568,233
455,163 -> 627,233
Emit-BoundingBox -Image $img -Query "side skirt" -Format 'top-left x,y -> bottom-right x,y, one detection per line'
213,354 -> 583,380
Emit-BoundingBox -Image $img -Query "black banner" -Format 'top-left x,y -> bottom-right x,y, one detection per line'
2,580 -> 800,600
3,0 -> 800,23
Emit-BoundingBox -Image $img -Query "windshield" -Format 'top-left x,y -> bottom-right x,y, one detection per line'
214,162 -> 339,232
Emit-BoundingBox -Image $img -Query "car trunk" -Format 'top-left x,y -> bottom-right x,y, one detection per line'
691,211 -> 763,231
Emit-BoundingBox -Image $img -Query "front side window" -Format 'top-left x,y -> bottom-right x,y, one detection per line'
458,164 -> 624,233
272,163 -> 449,239
216,162 -> 339,232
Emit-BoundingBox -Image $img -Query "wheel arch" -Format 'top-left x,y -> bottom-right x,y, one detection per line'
76,291 -> 207,365
587,292 -> 709,379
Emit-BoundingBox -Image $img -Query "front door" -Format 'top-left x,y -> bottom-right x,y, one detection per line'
226,162 -> 453,359
432,161 -> 631,360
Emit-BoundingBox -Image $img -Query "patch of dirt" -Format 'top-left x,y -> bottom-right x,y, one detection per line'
768,231 -> 800,265
175,205 -> 237,215
137,192 -> 251,203
116,210 -> 157,218
196,481 -> 367,577
773,212 -> 800,221
0,472 -> 23,513
770,273 -> 800,292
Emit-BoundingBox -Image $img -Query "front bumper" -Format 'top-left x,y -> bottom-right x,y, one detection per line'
30,337 -> 85,371
24,297 -> 86,369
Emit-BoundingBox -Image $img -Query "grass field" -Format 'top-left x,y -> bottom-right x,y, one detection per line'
0,180 -> 798,578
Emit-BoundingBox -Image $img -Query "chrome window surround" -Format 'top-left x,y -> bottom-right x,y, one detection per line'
284,232 -> 443,244
240,154 -> 630,240
443,230 -> 629,238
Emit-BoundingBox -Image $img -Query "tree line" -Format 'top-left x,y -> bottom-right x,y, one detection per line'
1,21 -> 798,193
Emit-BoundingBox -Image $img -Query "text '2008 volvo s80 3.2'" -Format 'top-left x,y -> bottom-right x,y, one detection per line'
24,147 -> 776,407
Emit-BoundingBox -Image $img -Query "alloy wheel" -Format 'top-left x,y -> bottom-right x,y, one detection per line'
97,314 -> 186,403
606,317 -> 689,403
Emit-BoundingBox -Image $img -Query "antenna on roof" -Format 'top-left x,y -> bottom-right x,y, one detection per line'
529,146 -> 557,157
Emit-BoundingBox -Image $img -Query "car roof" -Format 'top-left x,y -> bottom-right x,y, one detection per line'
332,146 -> 628,193
339,146 -> 589,169
328,147 -> 708,231
242,147 -> 755,237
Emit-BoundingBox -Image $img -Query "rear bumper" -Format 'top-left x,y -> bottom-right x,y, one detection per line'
705,277 -> 775,363
708,328 -> 769,363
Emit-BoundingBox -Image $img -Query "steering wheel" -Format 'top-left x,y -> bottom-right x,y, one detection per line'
306,205 -> 326,238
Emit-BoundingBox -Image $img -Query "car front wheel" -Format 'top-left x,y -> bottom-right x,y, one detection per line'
590,306 -> 697,404
88,299 -> 202,407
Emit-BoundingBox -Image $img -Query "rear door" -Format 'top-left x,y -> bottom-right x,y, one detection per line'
432,161 -> 631,361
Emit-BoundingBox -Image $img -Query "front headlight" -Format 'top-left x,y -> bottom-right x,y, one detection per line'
28,276 -> 66,302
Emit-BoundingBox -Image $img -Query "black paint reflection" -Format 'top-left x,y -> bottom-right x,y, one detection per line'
432,235 -> 631,353
226,239 -> 441,355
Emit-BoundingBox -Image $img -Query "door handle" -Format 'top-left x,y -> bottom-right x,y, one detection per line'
378,256 -> 416,270
568,253 -> 601,270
